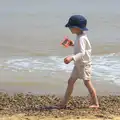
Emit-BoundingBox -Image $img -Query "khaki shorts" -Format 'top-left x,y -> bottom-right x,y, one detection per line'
70,64 -> 92,80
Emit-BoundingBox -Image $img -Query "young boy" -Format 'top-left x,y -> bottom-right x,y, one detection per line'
59,15 -> 99,108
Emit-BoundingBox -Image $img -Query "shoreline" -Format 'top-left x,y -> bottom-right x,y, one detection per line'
0,92 -> 120,120
1,79 -> 120,96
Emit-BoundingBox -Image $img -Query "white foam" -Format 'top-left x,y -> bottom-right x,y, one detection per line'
92,53 -> 120,85
0,53 -> 120,85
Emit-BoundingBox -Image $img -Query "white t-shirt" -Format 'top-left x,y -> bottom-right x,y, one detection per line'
72,33 -> 92,65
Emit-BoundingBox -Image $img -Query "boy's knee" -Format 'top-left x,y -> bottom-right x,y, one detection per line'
83,80 -> 90,87
68,78 -> 76,86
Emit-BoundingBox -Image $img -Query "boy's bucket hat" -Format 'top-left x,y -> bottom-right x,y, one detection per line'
65,15 -> 88,31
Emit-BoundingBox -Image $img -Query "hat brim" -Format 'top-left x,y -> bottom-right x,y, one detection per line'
65,24 -> 88,31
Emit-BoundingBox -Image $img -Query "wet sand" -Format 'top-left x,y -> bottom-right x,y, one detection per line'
1,71 -> 120,96
0,92 -> 120,120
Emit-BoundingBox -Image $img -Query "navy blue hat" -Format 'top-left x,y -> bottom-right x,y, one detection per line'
65,15 -> 88,31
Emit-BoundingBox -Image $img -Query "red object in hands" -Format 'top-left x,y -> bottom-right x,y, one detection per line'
61,36 -> 72,48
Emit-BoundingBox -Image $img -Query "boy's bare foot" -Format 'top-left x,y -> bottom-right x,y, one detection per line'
89,105 -> 99,108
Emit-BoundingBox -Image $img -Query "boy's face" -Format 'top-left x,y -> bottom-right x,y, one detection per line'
69,27 -> 81,34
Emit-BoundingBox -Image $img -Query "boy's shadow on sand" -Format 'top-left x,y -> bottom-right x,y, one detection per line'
24,105 -> 88,111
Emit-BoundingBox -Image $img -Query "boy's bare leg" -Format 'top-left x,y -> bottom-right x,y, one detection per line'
84,80 -> 99,108
58,78 -> 77,107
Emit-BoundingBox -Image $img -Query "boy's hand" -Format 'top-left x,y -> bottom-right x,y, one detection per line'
69,40 -> 74,46
64,56 -> 73,64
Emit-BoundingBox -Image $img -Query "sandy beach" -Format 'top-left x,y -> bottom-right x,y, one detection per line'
0,92 -> 120,120
0,115 -> 120,120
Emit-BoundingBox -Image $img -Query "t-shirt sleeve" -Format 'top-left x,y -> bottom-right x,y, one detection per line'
72,37 -> 86,62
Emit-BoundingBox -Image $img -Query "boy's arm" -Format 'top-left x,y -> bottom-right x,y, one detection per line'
72,37 -> 85,62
